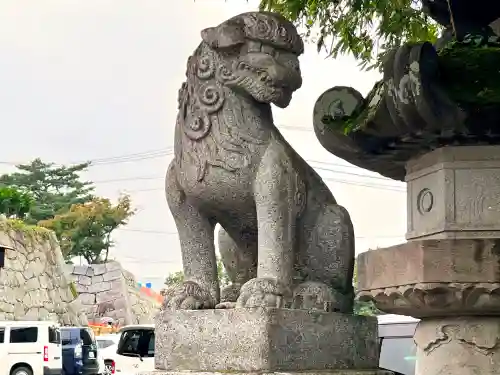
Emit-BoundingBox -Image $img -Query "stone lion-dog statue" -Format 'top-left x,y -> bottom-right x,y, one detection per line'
165,11 -> 355,313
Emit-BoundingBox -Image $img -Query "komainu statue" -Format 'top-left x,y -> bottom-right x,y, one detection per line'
164,11 -> 355,313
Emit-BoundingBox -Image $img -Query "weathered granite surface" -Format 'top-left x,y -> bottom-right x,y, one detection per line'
164,10 -> 355,314
67,261 -> 160,325
0,219 -> 87,325
155,308 -> 378,372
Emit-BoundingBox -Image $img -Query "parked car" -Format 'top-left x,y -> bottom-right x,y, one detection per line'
61,327 -> 99,375
95,335 -> 120,375
110,325 -> 154,375
377,314 -> 418,375
0,320 -> 62,375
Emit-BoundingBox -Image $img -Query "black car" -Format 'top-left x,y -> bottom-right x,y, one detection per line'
378,315 -> 418,375
61,327 -> 100,375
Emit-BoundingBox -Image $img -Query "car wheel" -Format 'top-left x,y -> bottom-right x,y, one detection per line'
11,366 -> 33,375
104,360 -> 114,375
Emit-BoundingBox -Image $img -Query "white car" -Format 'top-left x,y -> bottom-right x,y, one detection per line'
0,321 -> 62,375
97,325 -> 155,375
96,334 -> 120,375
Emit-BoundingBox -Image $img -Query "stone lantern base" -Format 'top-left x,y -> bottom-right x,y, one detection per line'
357,239 -> 500,375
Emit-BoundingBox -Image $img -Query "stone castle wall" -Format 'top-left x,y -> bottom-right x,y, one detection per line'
0,219 -> 88,325
67,262 -> 160,325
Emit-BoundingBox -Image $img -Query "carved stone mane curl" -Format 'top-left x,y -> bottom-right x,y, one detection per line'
175,42 -> 267,181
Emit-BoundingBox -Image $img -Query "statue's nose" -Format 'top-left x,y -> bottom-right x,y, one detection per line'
267,64 -> 302,90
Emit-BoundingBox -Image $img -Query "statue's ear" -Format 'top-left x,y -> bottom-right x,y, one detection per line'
201,20 -> 246,49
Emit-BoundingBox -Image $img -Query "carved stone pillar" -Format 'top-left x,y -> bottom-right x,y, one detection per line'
358,145 -> 500,374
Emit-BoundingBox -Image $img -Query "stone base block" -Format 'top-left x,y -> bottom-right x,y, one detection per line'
139,371 -> 392,375
405,146 -> 500,240
155,308 -> 379,372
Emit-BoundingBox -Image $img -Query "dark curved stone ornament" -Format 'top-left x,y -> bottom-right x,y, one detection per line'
313,39 -> 500,181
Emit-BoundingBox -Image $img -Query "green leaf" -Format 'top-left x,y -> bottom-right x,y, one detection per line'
258,0 -> 441,69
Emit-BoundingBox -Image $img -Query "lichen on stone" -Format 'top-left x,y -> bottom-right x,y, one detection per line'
0,218 -> 52,243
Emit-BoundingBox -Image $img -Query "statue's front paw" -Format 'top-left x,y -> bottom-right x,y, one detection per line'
162,281 -> 215,310
215,302 -> 236,309
236,278 -> 291,308
220,283 -> 243,303
292,281 -> 353,313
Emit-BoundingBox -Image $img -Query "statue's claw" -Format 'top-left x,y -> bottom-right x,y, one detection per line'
220,283 -> 243,303
162,281 -> 215,310
236,278 -> 291,308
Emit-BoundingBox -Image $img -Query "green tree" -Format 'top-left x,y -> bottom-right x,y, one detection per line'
0,186 -> 34,219
353,261 -> 380,316
0,158 -> 94,224
258,0 -> 441,69
164,257 -> 230,287
39,195 -> 135,263
164,271 -> 185,287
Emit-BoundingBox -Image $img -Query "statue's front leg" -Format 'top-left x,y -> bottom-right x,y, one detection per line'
236,143 -> 302,308
164,163 -> 219,310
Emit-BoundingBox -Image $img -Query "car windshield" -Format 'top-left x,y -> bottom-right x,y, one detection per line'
61,328 -> 95,346
379,337 -> 417,375
61,329 -> 78,345
117,329 -> 154,358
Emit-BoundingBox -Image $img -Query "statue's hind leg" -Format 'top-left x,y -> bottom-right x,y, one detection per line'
217,226 -> 257,308
294,201 -> 355,313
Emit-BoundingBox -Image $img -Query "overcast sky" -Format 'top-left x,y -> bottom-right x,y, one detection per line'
0,0 -> 407,289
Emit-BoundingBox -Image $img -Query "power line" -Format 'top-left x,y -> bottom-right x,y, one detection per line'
0,148 -> 174,168
92,159 -> 403,187
94,176 -> 164,184
121,175 -> 406,193
313,165 -> 401,183
89,150 -> 174,166
279,125 -> 312,132
85,148 -> 170,163
116,227 -> 404,239
116,228 -> 178,235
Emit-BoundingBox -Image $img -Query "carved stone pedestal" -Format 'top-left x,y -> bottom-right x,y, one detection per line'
357,239 -> 500,375
153,308 -> 382,372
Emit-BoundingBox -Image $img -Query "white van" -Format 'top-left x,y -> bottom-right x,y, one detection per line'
0,321 -> 62,375
109,325 -> 154,375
